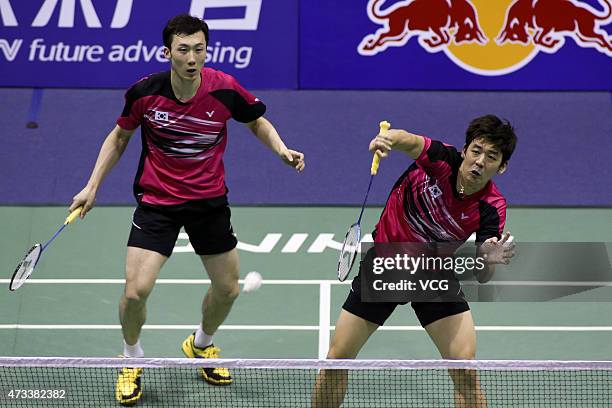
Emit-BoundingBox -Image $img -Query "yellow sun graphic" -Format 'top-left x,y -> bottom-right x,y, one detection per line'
445,0 -> 538,75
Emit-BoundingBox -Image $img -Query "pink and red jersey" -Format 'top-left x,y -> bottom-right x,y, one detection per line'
117,68 -> 265,206
375,137 -> 506,244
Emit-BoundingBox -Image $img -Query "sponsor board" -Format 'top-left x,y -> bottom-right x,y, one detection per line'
0,0 -> 297,88
300,0 -> 612,89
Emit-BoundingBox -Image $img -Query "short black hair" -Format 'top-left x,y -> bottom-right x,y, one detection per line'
465,115 -> 517,165
163,14 -> 209,49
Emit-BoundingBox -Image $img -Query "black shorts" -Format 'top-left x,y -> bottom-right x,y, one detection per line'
342,256 -> 470,328
127,195 -> 237,258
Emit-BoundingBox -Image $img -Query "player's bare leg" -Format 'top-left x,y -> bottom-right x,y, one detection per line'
425,310 -> 487,408
119,247 -> 167,345
116,247 -> 166,404
312,310 -> 379,408
200,248 -> 240,335
180,248 -> 240,386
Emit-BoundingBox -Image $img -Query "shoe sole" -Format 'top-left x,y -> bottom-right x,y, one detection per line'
181,337 -> 233,386
118,393 -> 141,407
117,388 -> 142,406
201,372 -> 232,386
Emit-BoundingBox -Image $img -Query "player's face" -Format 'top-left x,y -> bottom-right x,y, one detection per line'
165,31 -> 206,81
460,138 -> 507,186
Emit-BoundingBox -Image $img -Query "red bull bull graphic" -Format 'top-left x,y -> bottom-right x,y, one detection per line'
357,0 -> 611,76
358,0 -> 487,54
497,0 -> 612,55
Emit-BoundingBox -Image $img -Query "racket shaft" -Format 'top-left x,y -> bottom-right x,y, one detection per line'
44,206 -> 83,249
356,175 -> 374,225
42,224 -> 66,250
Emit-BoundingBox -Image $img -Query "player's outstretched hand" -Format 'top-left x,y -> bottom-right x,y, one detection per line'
481,232 -> 516,265
280,148 -> 305,172
70,186 -> 97,218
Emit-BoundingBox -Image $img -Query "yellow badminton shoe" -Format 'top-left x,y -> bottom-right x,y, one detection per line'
182,333 -> 233,385
115,357 -> 143,406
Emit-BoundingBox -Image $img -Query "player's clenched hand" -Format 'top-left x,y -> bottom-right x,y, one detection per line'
279,148 -> 305,172
369,130 -> 393,158
480,232 -> 516,265
70,186 -> 97,218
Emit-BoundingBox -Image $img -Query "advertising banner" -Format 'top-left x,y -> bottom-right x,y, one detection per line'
300,0 -> 612,90
0,0 -> 298,88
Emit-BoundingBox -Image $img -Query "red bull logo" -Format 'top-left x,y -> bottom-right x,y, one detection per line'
358,0 -> 612,75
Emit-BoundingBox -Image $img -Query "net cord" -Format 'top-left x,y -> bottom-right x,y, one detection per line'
1,357 -> 612,371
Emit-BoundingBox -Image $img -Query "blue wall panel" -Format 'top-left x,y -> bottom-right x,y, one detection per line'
1,89 -> 610,206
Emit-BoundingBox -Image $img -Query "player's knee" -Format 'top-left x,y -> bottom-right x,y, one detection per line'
212,279 -> 240,303
446,341 -> 476,360
124,270 -> 155,304
326,343 -> 357,360
123,291 -> 145,306
451,346 -> 476,361
122,285 -> 151,306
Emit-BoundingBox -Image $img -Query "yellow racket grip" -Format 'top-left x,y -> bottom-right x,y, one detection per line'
64,207 -> 83,225
371,154 -> 380,176
371,121 -> 391,175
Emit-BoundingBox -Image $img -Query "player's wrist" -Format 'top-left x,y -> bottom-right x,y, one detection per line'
475,265 -> 494,283
276,144 -> 288,157
389,130 -> 416,151
85,184 -> 99,193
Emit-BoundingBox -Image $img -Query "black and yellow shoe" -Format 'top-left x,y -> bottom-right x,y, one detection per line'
182,333 -> 233,385
115,362 -> 143,406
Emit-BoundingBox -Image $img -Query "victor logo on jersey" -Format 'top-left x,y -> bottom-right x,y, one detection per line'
154,111 -> 168,121
428,184 -> 443,199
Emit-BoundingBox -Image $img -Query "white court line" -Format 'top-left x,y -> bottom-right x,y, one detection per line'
376,326 -> 612,332
1,279 -> 611,286
469,281 -> 612,287
3,280 -> 612,334
1,325 -> 612,331
0,279 -> 349,285
318,282 -> 331,359
0,325 -> 317,330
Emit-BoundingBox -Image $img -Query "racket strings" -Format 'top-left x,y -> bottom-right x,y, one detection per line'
338,224 -> 361,281
10,244 -> 42,291
9,207 -> 82,291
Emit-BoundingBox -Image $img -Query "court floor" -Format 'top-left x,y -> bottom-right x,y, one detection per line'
1,206 -> 611,361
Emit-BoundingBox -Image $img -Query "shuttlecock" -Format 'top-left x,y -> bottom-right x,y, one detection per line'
243,271 -> 263,293
503,235 -> 515,247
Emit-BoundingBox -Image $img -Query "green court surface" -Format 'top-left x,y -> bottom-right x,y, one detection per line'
1,206 -> 611,361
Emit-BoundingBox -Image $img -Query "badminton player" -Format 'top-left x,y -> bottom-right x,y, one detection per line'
69,14 -> 305,406
313,115 -> 516,408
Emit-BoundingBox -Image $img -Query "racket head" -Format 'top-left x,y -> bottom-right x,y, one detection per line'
9,244 -> 42,291
337,223 -> 361,282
